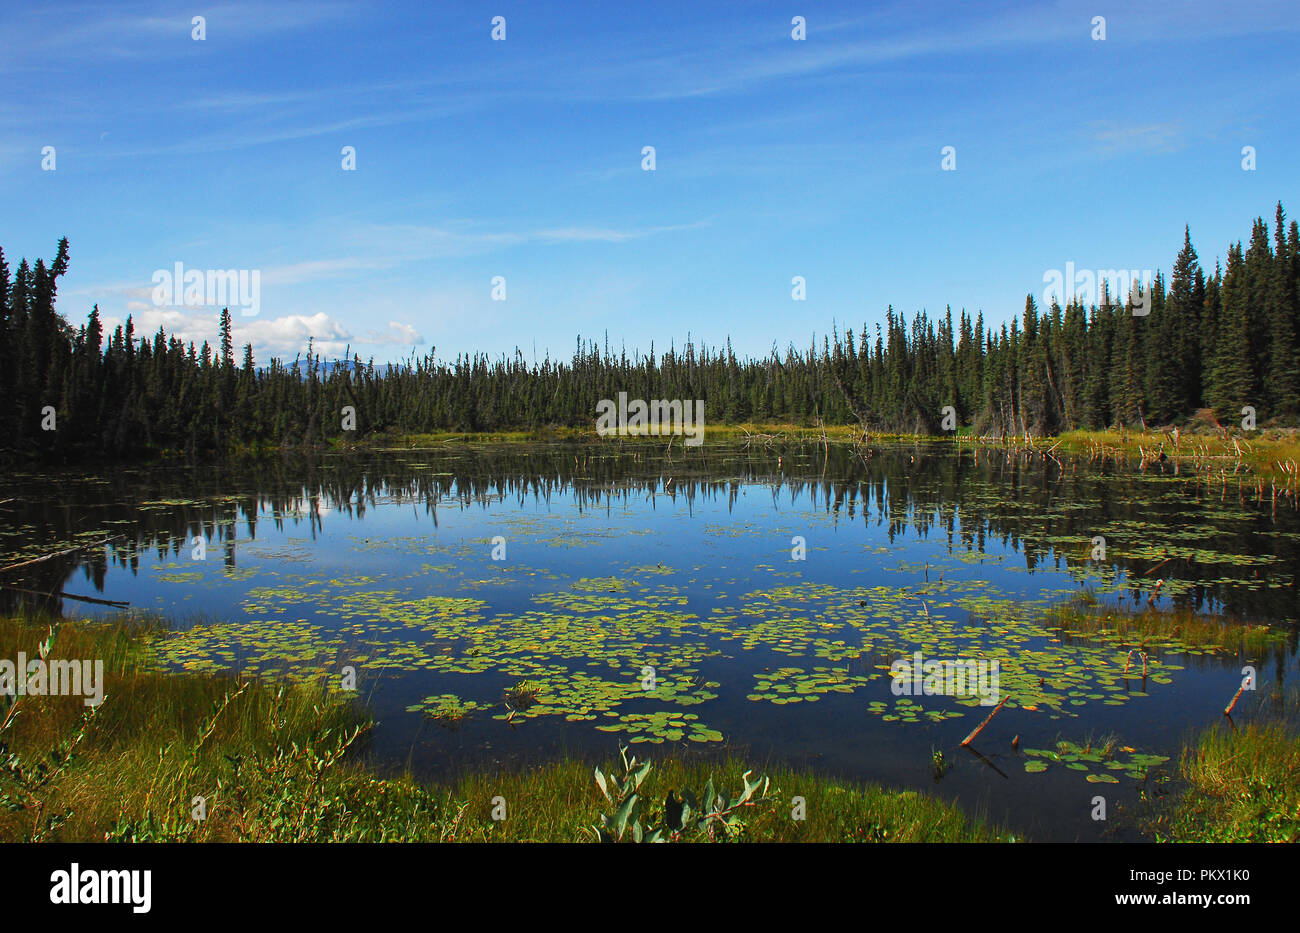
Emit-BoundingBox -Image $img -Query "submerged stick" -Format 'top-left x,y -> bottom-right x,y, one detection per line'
961,743 -> 1009,779
960,695 -> 1009,747
1224,674 -> 1252,716
1143,556 -> 1176,577
0,582 -> 129,608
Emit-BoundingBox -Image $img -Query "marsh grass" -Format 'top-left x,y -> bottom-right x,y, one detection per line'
1158,720 -> 1300,842
449,755 -> 1016,842
0,612 -> 358,841
360,423 -> 869,449
1045,599 -> 1286,658
1051,427 -> 1300,484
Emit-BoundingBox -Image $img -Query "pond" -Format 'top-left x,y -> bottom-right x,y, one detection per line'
2,439 -> 1297,841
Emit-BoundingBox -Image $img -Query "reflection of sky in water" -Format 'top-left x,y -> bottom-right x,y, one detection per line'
109,484 -> 1095,622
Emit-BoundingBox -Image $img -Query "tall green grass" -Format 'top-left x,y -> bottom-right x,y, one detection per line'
1159,721 -> 1300,842
1052,427 -> 1300,483
1046,600 -> 1286,657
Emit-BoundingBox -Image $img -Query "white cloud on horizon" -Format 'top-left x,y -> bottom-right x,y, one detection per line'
98,308 -> 424,360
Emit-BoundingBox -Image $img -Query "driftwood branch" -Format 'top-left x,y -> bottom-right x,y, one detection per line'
0,582 -> 129,608
1224,673 -> 1252,716
960,695 -> 1010,747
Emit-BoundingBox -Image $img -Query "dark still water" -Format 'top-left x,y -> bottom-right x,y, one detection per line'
2,439 -> 1297,841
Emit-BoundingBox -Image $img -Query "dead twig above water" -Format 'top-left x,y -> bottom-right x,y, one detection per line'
1224,673 -> 1253,716
960,695 -> 1010,747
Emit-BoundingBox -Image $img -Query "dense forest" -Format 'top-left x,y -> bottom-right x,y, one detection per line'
2,203 -> 1298,460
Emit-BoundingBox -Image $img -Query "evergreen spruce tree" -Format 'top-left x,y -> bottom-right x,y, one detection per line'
1209,242 -> 1254,416
1265,203 -> 1300,415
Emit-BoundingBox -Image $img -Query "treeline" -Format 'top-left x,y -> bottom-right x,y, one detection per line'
1,203 -> 1298,459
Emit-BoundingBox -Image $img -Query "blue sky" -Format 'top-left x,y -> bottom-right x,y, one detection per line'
3,0 -> 1298,363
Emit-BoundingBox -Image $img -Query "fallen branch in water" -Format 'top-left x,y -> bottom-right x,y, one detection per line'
1224,673 -> 1253,716
0,582 -> 129,608
1143,555 -> 1177,577
961,695 -> 1010,747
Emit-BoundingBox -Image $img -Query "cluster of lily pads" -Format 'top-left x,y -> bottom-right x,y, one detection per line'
747,665 -> 873,704
867,697 -> 965,724
149,618 -> 348,683
706,579 -> 1192,722
405,693 -> 485,726
1021,739 -> 1169,783
595,711 -> 723,744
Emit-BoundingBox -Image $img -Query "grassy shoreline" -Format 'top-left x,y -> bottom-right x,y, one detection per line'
341,424 -> 1300,482
1047,427 -> 1300,484
2,605 -> 1296,842
13,422 -> 1300,489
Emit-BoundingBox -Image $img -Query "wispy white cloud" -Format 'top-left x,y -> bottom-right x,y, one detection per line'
1088,121 -> 1186,154
101,103 -> 473,158
338,220 -> 709,262
260,257 -> 392,286
68,219 -> 702,314
364,320 -> 423,345
3,1 -> 353,69
522,0 -> 1300,102
97,307 -> 420,358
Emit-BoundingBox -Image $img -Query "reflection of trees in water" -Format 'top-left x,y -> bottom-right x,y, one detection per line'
2,441 -> 1297,624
